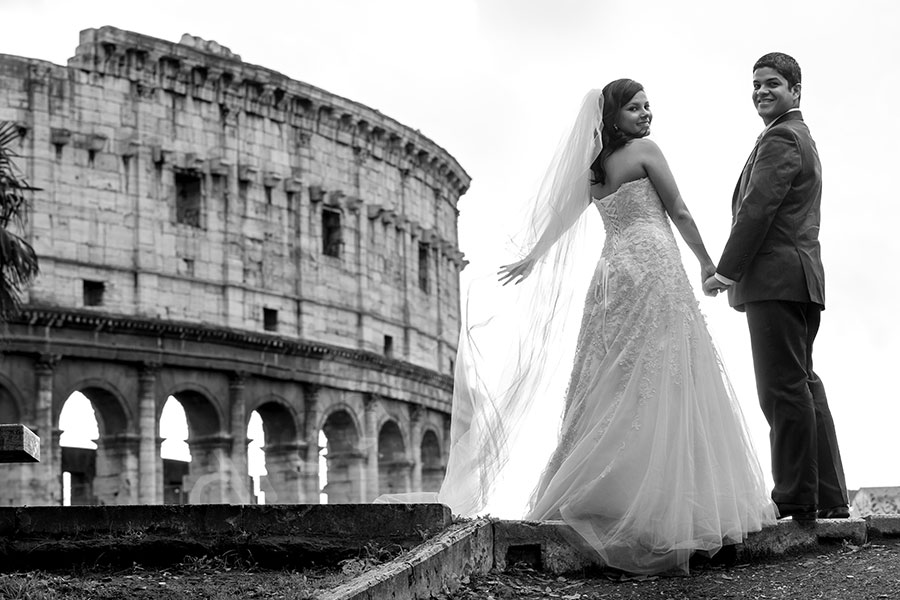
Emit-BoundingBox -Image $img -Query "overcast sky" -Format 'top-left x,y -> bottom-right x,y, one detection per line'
5,0 -> 899,499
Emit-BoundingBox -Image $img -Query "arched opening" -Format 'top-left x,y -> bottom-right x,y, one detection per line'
160,396 -> 190,504
321,410 -> 362,504
378,420 -> 410,495
59,391 -> 99,505
420,429 -> 444,493
167,390 -> 226,504
254,400 -> 303,504
62,386 -> 130,505
248,410 -> 265,504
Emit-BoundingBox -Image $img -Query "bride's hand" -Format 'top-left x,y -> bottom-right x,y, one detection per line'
498,257 -> 535,286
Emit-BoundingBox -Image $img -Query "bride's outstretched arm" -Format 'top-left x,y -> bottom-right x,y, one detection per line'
635,139 -> 715,278
498,198 -> 590,285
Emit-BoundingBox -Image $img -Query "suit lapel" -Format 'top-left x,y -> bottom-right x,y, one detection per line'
733,110 -> 803,217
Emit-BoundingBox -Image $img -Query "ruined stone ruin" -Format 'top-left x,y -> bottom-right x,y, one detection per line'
0,26 -> 469,506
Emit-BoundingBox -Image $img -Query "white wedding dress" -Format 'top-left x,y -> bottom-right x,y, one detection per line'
521,177 -> 775,574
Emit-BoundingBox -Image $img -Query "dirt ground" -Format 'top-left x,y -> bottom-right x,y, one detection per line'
2,538 -> 899,599
444,538 -> 900,600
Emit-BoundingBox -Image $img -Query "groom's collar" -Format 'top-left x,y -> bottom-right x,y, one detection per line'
762,108 -> 802,135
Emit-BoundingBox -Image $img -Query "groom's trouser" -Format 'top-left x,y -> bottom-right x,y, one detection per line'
745,300 -> 848,510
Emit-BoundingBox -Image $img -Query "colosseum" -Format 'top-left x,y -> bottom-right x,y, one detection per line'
0,26 -> 470,506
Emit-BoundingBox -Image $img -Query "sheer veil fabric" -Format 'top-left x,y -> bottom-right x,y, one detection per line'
376,89 -> 606,513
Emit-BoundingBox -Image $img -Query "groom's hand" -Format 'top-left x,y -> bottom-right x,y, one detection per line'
702,275 -> 729,297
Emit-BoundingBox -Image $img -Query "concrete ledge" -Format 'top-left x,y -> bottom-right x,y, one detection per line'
0,424 -> 40,463
0,503 -> 451,571
865,514 -> 900,537
322,518 -> 494,600
739,518 -> 867,561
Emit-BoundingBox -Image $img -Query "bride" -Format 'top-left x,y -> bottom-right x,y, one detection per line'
388,80 -> 776,575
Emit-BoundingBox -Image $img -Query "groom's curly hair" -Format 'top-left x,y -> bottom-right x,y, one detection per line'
754,52 -> 801,89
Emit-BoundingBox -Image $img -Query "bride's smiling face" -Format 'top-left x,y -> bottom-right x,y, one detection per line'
616,91 -> 652,137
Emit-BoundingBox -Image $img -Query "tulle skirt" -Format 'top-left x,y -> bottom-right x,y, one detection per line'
523,256 -> 776,574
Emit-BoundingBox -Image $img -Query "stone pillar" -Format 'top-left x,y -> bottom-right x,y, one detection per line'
155,436 -> 165,505
302,383 -> 321,503
363,393 -> 380,502
410,406 -> 424,493
183,435 -> 232,504
138,364 -> 159,504
22,356 -> 61,505
228,373 -> 251,503
260,441 -> 305,504
94,433 -> 140,504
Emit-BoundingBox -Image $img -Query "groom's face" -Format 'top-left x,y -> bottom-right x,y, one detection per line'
752,67 -> 801,125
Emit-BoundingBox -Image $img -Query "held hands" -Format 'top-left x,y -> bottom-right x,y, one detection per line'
702,274 -> 730,297
498,257 -> 535,286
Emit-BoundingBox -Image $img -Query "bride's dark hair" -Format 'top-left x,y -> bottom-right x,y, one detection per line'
590,78 -> 645,185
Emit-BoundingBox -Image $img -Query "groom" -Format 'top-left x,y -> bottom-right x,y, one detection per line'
703,52 -> 849,521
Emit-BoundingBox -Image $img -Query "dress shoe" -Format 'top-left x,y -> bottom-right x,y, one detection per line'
776,505 -> 817,522
818,506 -> 850,519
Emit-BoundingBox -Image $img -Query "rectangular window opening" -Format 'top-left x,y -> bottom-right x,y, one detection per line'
322,208 -> 342,257
263,308 -> 278,332
418,242 -> 430,292
175,169 -> 203,227
83,280 -> 105,307
383,335 -> 394,358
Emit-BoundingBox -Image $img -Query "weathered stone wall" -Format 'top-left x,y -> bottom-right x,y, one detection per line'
0,25 -> 469,373
0,27 -> 468,506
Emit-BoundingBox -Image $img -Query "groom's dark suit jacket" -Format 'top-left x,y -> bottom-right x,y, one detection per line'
718,111 -> 824,310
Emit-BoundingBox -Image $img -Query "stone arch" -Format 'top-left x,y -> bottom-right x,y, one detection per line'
252,395 -> 304,504
320,407 -> 363,504
57,381 -> 132,505
377,419 -> 410,495
166,384 -> 225,439
420,427 -> 444,493
165,385 -> 229,504
59,379 -> 130,437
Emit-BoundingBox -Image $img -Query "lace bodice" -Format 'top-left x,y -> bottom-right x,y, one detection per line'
592,177 -> 674,261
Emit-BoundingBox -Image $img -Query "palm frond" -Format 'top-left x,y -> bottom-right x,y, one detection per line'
0,120 -> 39,319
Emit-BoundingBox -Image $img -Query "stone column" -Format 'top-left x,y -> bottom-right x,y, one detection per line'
138,364 -> 159,504
302,383 -> 321,503
260,441 -> 305,504
183,434 -> 232,504
410,405 -> 424,493
28,356 -> 60,505
228,372 -> 251,503
94,433 -> 141,504
363,393 -> 380,502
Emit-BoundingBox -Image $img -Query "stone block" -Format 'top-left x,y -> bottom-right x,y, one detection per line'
0,424 -> 40,463
866,514 -> 900,537
815,517 -> 867,545
740,520 -> 819,559
493,520 -> 602,574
